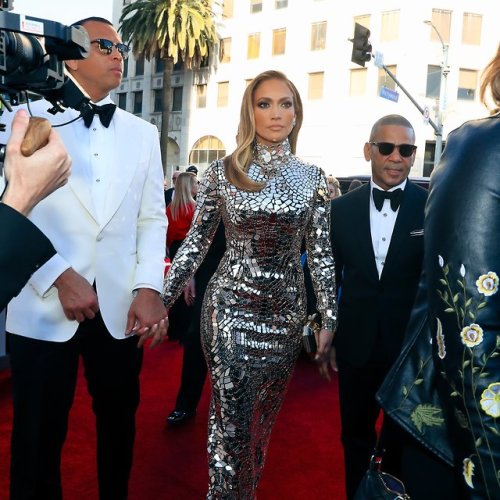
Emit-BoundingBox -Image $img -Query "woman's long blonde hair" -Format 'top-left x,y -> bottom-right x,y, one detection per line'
224,70 -> 304,191
480,43 -> 500,114
169,172 -> 196,220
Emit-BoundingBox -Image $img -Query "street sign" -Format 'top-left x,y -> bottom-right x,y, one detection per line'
374,51 -> 384,68
380,86 -> 399,102
423,105 -> 430,124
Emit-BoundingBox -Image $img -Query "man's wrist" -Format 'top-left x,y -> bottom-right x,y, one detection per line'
132,287 -> 160,298
1,189 -> 33,216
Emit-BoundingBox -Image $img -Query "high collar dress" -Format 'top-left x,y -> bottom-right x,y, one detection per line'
163,139 -> 337,499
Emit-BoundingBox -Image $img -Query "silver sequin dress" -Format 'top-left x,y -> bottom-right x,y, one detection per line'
162,139 -> 337,499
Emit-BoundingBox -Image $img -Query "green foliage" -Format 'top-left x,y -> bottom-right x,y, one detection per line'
410,404 -> 445,433
119,0 -> 218,67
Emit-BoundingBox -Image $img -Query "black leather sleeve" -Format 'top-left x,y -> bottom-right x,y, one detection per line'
0,203 -> 56,310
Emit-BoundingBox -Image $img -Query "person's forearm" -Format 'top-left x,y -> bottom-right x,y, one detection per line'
1,188 -> 37,216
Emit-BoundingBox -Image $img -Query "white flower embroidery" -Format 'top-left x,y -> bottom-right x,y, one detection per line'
460,324 -> 484,348
480,382 -> 500,418
476,272 -> 499,296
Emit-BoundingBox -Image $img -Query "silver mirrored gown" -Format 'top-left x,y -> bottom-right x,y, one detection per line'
162,140 -> 337,499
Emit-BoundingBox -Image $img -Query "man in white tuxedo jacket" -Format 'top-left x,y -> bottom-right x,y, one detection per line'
1,18 -> 168,500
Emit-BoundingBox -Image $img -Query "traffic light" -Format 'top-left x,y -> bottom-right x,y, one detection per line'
351,23 -> 372,67
0,0 -> 14,11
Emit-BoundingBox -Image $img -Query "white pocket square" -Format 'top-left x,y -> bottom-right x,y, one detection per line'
410,229 -> 424,236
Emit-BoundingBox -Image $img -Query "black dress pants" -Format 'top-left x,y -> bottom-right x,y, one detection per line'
167,240 -> 191,341
174,297 -> 207,413
8,311 -> 143,500
337,357 -> 402,500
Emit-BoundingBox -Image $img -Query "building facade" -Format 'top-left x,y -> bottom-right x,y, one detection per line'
112,0 -> 499,181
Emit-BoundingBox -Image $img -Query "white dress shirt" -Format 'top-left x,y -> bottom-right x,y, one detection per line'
85,97 -> 117,224
370,178 -> 407,278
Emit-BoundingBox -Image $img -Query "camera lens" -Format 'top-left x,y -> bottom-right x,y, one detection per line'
0,31 -> 44,76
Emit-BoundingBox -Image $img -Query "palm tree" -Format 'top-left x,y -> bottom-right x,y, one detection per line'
119,0 -> 219,170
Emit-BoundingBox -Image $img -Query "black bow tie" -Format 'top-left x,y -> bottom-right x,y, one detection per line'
373,188 -> 403,212
81,103 -> 116,128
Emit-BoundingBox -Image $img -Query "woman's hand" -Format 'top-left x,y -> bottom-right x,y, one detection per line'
183,278 -> 196,306
314,328 -> 335,381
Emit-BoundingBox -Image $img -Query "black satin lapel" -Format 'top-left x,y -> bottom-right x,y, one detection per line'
354,185 -> 379,281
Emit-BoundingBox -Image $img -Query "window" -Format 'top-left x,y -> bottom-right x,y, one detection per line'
123,58 -> 128,78
308,72 -> 324,100
190,135 -> 226,170
173,59 -> 184,72
275,0 -> 288,8
155,56 -> 165,74
153,90 -> 163,112
462,13 -> 482,45
172,87 -> 183,111
135,55 -> 144,76
457,69 -> 478,100
349,68 -> 367,96
424,140 -> 445,177
310,21 -> 327,51
247,33 -> 260,59
378,65 -> 397,94
196,84 -> 207,108
426,65 -> 441,98
354,14 -> 370,30
272,28 -> 286,56
117,92 -> 127,110
380,10 -> 399,42
220,37 -> 231,63
217,81 -> 229,107
223,0 -> 233,18
430,9 -> 451,44
250,0 -> 262,13
133,91 -> 143,114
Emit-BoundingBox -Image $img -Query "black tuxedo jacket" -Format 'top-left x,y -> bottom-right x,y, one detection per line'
0,203 -> 55,310
330,181 -> 427,366
164,187 -> 174,207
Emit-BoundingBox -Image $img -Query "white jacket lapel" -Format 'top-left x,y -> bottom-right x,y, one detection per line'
100,110 -> 139,228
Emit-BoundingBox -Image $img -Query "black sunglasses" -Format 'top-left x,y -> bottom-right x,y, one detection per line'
91,39 -> 130,59
370,142 -> 417,158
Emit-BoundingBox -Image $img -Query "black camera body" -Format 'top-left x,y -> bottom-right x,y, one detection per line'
0,9 -> 91,116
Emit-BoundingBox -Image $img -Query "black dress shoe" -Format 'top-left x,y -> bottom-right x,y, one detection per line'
166,409 -> 195,426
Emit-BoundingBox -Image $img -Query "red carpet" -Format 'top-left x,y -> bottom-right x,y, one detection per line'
0,343 -> 345,499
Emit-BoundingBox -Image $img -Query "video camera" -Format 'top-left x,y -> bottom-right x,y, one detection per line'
0,8 -> 92,122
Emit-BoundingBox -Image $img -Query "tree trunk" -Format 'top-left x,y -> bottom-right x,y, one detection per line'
160,57 -> 174,175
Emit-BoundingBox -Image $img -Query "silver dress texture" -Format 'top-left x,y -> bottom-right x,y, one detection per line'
162,139 -> 337,499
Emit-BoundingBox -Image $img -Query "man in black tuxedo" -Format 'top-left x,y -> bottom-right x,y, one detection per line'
1,110 -> 71,309
330,114 -> 426,499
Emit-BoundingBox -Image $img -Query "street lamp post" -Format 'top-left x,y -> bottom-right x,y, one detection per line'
424,20 -> 449,167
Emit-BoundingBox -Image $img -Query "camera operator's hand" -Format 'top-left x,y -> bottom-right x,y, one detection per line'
54,268 -> 99,322
2,109 -> 71,215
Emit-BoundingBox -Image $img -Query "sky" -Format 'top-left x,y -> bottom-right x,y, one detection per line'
11,0 -> 115,26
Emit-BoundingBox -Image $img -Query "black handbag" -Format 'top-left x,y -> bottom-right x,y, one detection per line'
354,450 -> 410,500
302,313 -> 320,353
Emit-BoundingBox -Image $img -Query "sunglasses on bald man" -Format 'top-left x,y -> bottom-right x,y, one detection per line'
370,142 -> 417,158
